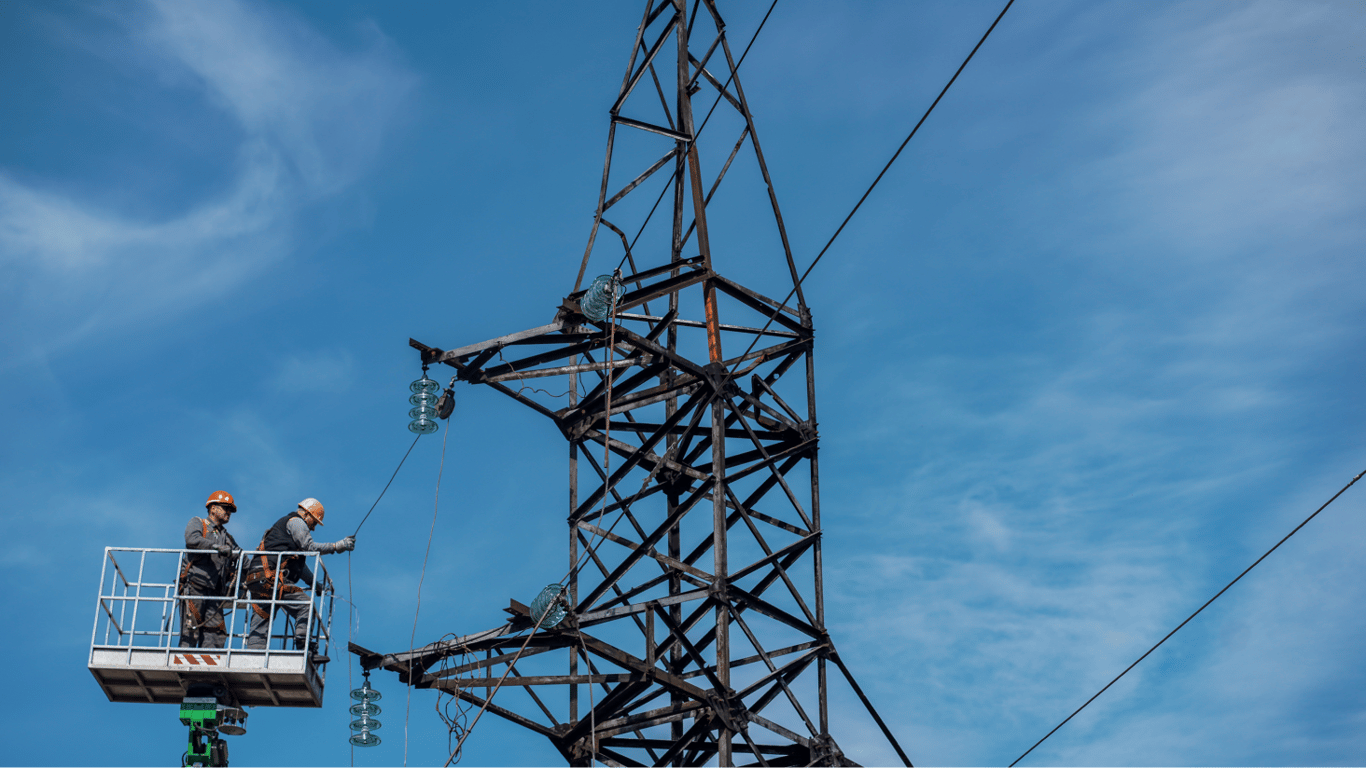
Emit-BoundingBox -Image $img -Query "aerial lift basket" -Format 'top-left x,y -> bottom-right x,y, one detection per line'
88,547 -> 335,708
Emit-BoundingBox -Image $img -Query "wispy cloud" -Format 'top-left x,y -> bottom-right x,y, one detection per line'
0,0 -> 416,363
818,1 -> 1366,764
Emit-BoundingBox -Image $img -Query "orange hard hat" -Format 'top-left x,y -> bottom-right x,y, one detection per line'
205,490 -> 237,511
298,498 -> 325,526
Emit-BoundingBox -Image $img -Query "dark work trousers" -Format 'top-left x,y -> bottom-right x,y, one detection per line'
179,576 -> 229,648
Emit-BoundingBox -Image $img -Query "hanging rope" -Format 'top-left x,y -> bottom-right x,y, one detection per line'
405,419 -> 451,766
345,430 -> 422,764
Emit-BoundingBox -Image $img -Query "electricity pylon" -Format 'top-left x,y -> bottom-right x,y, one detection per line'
356,2 -> 909,765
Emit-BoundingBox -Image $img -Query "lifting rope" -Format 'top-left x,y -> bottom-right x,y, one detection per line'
345,432 -> 423,765
405,416 -> 451,766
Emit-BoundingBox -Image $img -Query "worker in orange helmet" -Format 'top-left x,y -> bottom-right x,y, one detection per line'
179,490 -> 242,648
242,498 -> 355,656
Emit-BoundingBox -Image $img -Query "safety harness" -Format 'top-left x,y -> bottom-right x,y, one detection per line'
241,513 -> 307,621
179,518 -> 234,634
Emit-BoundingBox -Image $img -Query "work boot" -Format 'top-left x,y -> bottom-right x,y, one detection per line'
297,638 -> 329,665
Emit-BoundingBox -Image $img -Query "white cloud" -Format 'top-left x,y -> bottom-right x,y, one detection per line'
0,0 -> 416,360
269,348 -> 356,394
815,2 -> 1366,764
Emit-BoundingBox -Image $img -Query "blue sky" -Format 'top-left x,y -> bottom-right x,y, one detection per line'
2,1 -> 1364,765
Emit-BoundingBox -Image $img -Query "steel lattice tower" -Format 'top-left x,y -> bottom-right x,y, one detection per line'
356,2 -> 908,765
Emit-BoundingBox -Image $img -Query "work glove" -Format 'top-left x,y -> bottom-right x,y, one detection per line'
215,544 -> 233,557
337,536 -> 356,553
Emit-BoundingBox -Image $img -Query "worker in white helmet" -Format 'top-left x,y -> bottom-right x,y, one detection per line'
241,498 -> 354,655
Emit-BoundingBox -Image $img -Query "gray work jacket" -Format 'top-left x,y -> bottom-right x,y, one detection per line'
184,516 -> 240,588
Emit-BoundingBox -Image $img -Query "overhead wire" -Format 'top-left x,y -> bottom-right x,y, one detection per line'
425,0 -> 1015,756
720,0 -> 1016,384
1008,466 -> 1366,767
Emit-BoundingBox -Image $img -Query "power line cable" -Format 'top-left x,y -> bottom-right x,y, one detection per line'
607,0 -> 782,278
1008,466 -> 1366,767
721,0 -> 1016,381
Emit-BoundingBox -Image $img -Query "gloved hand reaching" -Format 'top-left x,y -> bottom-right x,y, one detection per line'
337,536 -> 356,552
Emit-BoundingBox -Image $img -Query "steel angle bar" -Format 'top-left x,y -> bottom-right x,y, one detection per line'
485,356 -> 652,384
688,54 -> 743,113
480,337 -> 606,379
728,533 -> 819,584
616,312 -> 800,339
713,32 -> 806,309
576,479 -> 713,610
685,640 -> 824,680
724,487 -> 821,628
682,545 -> 810,661
425,645 -> 558,681
609,324 -> 714,381
728,585 -> 822,640
612,115 -> 692,143
678,124 -> 752,250
719,338 -> 811,377
582,432 -> 710,483
728,407 -> 812,527
572,359 -> 679,419
576,479 -> 670,526
743,647 -> 814,716
576,520 -> 715,582
745,711 -> 815,750
738,648 -> 819,706
729,606 -> 819,739
410,340 -> 564,421
435,673 -> 640,688
605,420 -> 788,441
604,148 -> 679,211
710,276 -> 807,332
593,700 -> 706,737
576,588 -> 710,624
563,681 -> 653,746
410,324 -> 565,364
657,715 -> 717,767
723,438 -> 816,486
655,602 -> 726,693
611,12 -> 678,116
829,652 -> 913,767
685,32 -> 725,92
751,373 -> 803,423
613,269 -> 713,317
572,385 -> 709,519
647,62 -> 676,131
506,660 -> 562,727
448,688 -> 562,741
730,380 -> 803,432
621,253 -> 705,285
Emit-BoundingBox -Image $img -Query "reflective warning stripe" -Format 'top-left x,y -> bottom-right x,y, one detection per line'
172,653 -> 223,666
